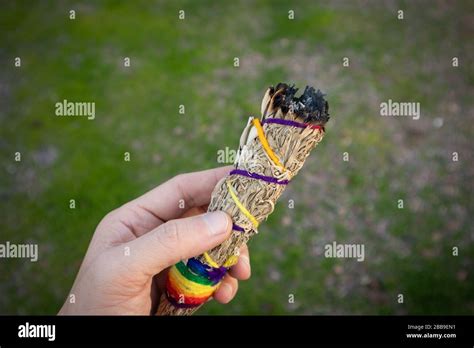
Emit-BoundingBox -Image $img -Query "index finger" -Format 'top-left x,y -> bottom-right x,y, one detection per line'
129,165 -> 232,222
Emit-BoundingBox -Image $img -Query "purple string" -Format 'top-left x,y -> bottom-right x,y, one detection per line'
204,266 -> 228,283
232,223 -> 245,232
261,117 -> 324,131
261,118 -> 308,129
187,258 -> 228,284
230,169 -> 289,185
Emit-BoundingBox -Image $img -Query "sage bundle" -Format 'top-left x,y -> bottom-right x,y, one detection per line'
158,82 -> 330,315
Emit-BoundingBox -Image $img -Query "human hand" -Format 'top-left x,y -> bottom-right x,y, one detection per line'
58,166 -> 251,315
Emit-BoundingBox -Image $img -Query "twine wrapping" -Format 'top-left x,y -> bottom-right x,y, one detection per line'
158,83 -> 330,315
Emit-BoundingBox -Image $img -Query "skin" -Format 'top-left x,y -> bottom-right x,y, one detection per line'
59,166 -> 251,315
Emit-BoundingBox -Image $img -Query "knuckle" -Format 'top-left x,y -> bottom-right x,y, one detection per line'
102,208 -> 119,223
173,173 -> 185,182
157,221 -> 181,252
101,204 -> 128,224
171,174 -> 185,187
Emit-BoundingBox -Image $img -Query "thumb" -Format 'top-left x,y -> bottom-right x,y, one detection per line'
117,211 -> 232,276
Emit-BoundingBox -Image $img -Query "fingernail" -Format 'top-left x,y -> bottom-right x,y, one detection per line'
202,211 -> 230,236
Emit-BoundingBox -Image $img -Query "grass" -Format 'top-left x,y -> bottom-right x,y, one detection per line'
0,0 -> 473,315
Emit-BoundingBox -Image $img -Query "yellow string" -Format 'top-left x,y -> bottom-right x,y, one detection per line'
252,118 -> 287,172
199,118 -> 281,271
226,181 -> 259,228
223,254 -> 239,267
203,252 -> 219,268
201,125 -> 271,271
203,251 -> 239,269
200,180 -> 258,270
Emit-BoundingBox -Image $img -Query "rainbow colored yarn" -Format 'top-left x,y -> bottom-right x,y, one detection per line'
166,116 -> 323,308
166,258 -> 225,308
166,251 -> 240,307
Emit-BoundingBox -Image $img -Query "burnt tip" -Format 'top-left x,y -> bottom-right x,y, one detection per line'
269,82 -> 330,125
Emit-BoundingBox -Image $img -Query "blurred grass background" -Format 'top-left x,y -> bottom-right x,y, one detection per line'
0,0 -> 473,314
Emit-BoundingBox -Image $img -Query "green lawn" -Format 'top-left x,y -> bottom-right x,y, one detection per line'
0,0 -> 473,315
